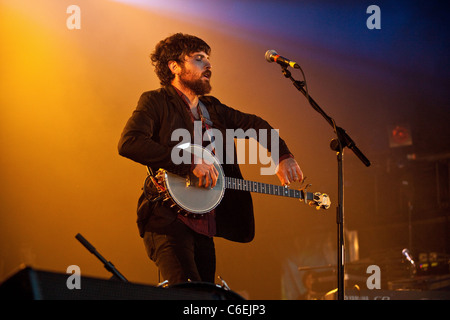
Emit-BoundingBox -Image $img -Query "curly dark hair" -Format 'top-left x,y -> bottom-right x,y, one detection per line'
150,33 -> 211,86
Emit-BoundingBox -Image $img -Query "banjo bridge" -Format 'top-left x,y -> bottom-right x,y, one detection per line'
185,176 -> 191,187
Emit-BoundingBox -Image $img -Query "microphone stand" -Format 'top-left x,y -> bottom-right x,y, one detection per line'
75,233 -> 128,282
279,65 -> 371,300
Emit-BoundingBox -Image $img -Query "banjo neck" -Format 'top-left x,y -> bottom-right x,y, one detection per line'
224,176 -> 314,202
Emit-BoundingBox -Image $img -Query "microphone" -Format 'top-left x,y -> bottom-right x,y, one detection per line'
76,233 -> 96,254
402,248 -> 417,276
265,50 -> 300,69
402,248 -> 415,265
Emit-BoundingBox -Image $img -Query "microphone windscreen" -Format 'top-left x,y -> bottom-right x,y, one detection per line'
265,50 -> 277,62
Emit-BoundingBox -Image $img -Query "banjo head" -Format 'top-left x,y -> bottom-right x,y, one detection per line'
164,144 -> 225,214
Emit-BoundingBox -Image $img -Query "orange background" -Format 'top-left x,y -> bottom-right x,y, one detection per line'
1,0 -> 448,299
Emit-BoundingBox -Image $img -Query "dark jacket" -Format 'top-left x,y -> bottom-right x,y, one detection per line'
118,86 -> 291,243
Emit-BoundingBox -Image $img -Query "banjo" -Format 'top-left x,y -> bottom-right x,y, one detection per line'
144,144 -> 331,216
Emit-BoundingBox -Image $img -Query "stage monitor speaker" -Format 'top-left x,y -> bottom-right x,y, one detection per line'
0,266 -> 239,300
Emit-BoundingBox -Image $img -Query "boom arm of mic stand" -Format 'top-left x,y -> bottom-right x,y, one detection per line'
281,66 -> 371,167
75,233 -> 128,282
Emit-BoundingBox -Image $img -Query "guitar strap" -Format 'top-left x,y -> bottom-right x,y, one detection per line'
198,100 -> 213,127
198,100 -> 216,153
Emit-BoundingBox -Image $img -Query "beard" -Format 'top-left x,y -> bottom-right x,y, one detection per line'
179,67 -> 212,96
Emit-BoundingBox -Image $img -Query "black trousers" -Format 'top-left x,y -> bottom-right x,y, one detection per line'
143,219 -> 216,285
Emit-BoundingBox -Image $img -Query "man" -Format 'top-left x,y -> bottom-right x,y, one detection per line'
118,33 -> 303,285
